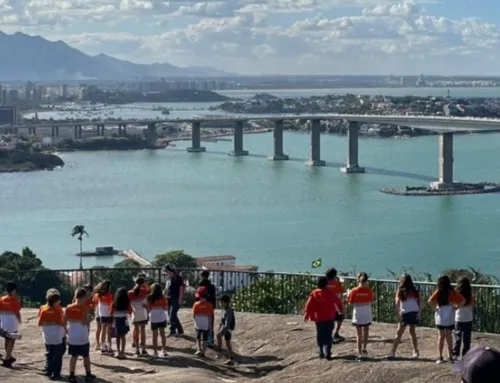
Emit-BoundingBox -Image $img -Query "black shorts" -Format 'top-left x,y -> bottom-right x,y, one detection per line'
68,343 -> 90,358
133,320 -> 148,326
437,325 -> 455,331
151,321 -> 167,331
336,313 -> 344,322
95,317 -> 101,323
401,312 -> 419,326
114,317 -> 130,337
221,329 -> 232,341
197,330 -> 209,341
100,316 -> 113,324
353,323 -> 371,328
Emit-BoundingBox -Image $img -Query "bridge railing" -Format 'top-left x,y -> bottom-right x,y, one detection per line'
0,267 -> 499,334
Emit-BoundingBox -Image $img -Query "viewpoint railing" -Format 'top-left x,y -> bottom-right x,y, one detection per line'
0,267 -> 499,334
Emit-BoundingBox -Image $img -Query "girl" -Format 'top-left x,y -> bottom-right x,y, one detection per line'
387,274 -> 420,360
128,277 -> 149,356
347,272 -> 374,362
428,275 -> 464,364
93,280 -> 114,355
453,277 -> 474,358
147,283 -> 169,358
110,288 -> 132,360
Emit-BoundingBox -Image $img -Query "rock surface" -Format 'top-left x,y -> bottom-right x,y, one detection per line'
4,309 -> 500,382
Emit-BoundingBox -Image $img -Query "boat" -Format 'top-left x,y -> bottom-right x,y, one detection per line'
75,246 -> 120,257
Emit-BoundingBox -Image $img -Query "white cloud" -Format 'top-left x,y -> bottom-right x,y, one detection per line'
1,0 -> 500,74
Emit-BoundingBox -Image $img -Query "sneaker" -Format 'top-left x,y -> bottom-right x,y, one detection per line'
135,350 -> 141,357
153,351 -> 158,358
318,353 -> 325,360
412,351 -> 420,359
161,350 -> 168,358
167,332 -> 176,338
50,375 -> 63,381
68,375 -> 77,383
356,355 -> 363,362
95,344 -> 101,351
85,374 -> 96,382
325,355 -> 333,361
362,350 -> 368,355
141,349 -> 148,356
435,357 -> 444,364
448,357 -> 454,364
224,359 -> 234,366
387,354 -> 396,361
333,333 -> 345,342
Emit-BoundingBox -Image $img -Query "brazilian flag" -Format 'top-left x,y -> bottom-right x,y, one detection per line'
311,258 -> 322,269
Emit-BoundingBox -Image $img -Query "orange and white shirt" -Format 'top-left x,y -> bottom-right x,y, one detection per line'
192,300 -> 214,331
128,287 -> 149,323
0,295 -> 21,333
65,303 -> 89,345
38,304 -> 65,345
94,292 -> 113,318
348,286 -> 374,325
396,290 -> 420,314
455,295 -> 474,323
429,290 -> 464,327
148,297 -> 168,324
110,303 -> 133,318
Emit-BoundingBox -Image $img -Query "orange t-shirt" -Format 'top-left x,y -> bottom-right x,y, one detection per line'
348,286 -> 374,304
327,280 -> 345,295
65,302 -> 88,321
128,286 -> 149,302
38,304 -> 64,326
0,295 -> 21,313
148,296 -> 168,310
429,290 -> 464,305
192,300 -> 214,316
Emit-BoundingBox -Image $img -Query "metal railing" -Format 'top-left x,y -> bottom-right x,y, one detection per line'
0,267 -> 499,334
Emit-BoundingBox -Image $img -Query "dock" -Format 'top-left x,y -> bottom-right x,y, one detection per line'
121,249 -> 152,266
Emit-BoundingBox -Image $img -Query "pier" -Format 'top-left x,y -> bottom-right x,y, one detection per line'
121,249 -> 152,266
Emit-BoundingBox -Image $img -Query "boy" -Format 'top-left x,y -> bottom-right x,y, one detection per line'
38,289 -> 66,380
65,288 -> 95,383
0,281 -> 22,368
304,276 -> 344,360
216,294 -> 235,365
192,287 -> 214,357
199,270 -> 217,344
326,268 -> 346,342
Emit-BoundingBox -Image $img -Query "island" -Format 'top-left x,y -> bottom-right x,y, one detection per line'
0,149 -> 64,173
55,136 -> 166,151
83,89 -> 232,104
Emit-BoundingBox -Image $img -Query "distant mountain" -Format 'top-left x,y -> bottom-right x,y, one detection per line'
0,31 -> 233,81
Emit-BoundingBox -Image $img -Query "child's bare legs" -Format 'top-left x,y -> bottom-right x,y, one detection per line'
226,340 -> 234,359
159,328 -> 167,352
362,326 -> 369,352
132,326 -> 137,347
445,329 -> 453,359
107,324 -> 113,350
152,329 -> 159,356
216,330 -> 223,350
140,324 -> 147,353
83,356 -> 92,374
356,327 -> 363,356
390,323 -> 406,356
95,321 -> 102,349
409,325 -> 419,355
4,339 -> 15,360
69,356 -> 78,375
437,329 -> 445,359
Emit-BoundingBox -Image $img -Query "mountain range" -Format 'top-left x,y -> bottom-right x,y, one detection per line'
0,31 -> 232,81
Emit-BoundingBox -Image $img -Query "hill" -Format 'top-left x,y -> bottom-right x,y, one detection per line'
0,31 -> 231,81
4,309 -> 500,382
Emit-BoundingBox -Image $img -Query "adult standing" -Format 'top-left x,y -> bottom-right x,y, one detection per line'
163,265 -> 185,337
199,270 -> 217,344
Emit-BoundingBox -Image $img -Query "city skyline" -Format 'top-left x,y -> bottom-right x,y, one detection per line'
1,0 -> 500,75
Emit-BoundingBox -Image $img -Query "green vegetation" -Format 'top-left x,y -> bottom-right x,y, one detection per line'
0,149 -> 64,172
71,224 -> 89,270
83,89 -> 231,104
152,250 -> 197,269
56,137 -> 149,151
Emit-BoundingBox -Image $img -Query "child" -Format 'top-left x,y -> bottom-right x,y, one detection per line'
216,294 -> 236,365
147,283 -> 168,358
128,277 -> 149,356
38,288 -> 66,379
93,280 -> 113,354
199,270 -> 217,344
387,274 -> 420,360
453,276 -> 474,359
428,275 -> 464,364
132,273 -> 150,348
326,268 -> 346,342
304,276 -> 344,360
192,287 -> 214,357
89,286 -> 101,351
347,272 -> 374,362
65,288 -> 95,383
0,281 -> 21,368
110,288 -> 132,360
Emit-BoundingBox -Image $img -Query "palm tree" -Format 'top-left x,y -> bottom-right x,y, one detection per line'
71,225 -> 89,270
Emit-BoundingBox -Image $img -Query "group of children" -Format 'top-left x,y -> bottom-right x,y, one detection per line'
0,270 -> 236,382
305,268 -> 475,364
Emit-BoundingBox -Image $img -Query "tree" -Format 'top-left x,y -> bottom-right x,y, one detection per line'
152,250 -> 197,270
71,225 -> 89,270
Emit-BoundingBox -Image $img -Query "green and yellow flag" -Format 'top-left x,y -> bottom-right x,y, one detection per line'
311,258 -> 322,269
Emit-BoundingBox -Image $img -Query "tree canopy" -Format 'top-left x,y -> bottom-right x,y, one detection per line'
152,250 -> 197,270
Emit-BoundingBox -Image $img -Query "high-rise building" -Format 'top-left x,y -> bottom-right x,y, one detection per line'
25,81 -> 34,101
60,84 -> 69,98
0,85 -> 3,105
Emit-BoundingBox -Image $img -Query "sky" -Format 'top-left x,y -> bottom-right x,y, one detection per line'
0,0 -> 500,75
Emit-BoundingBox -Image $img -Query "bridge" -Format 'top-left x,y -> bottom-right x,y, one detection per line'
3,114 -> 500,190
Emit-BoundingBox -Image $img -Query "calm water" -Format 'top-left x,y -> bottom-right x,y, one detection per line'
2,132 -> 500,277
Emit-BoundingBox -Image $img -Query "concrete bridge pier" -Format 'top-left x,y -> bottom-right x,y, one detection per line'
229,121 -> 249,156
28,127 -> 36,136
187,121 -> 206,153
96,125 -> 104,137
306,119 -> 325,166
51,127 -> 59,137
430,132 -> 457,189
118,124 -> 126,137
341,121 -> 365,173
146,123 -> 157,148
268,120 -> 289,160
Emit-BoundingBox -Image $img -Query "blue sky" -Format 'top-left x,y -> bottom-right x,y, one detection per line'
1,0 -> 500,75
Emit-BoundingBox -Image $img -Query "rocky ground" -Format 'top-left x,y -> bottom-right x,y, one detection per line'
3,309 -> 500,383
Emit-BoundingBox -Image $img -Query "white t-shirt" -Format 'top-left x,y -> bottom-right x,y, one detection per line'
42,325 -> 65,345
1,313 -> 19,333
67,322 -> 89,346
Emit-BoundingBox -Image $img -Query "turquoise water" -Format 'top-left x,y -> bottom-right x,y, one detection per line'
2,132 -> 500,277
